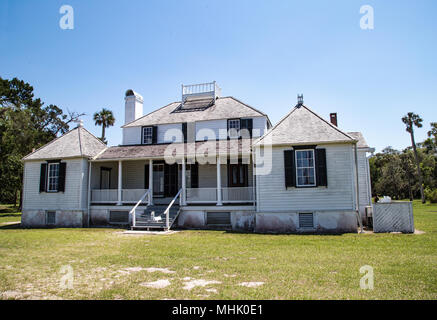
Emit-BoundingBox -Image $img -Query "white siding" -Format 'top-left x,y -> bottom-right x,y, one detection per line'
122,160 -> 148,189
158,123 -> 183,143
90,162 -> 118,189
256,144 -> 355,212
123,127 -> 141,145
196,119 -> 227,141
357,150 -> 372,212
195,117 -> 267,141
252,117 -> 267,137
123,117 -> 267,145
22,158 -> 86,211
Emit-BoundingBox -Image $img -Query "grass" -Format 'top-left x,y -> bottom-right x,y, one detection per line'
0,204 -> 21,224
0,201 -> 436,300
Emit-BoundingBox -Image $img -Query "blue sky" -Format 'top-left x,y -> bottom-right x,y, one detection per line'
1,0 -> 436,152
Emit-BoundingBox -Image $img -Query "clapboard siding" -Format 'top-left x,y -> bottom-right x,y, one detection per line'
157,123 -> 183,143
122,160 -> 148,189
256,144 -> 355,211
195,117 -> 267,141
122,127 -> 142,145
357,150 -> 372,210
123,117 -> 268,145
23,159 -> 85,210
90,162 -> 118,189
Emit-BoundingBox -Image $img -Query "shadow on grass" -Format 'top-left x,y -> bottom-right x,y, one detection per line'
0,223 -> 22,230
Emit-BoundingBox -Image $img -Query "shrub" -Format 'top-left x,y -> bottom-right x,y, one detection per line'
425,188 -> 437,203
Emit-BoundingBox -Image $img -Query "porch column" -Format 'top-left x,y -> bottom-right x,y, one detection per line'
148,159 -> 154,205
117,160 -> 122,205
181,157 -> 186,206
216,156 -> 223,206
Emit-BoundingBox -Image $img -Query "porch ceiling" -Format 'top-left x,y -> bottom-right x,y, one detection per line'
94,139 -> 252,161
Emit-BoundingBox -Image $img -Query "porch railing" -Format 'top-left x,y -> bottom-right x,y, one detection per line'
186,187 -> 254,204
91,189 -> 148,203
186,188 -> 217,203
222,187 -> 254,203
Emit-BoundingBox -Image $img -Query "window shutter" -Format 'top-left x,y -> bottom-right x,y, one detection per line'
284,150 -> 296,188
182,122 -> 187,143
227,120 -> 230,139
39,163 -> 47,192
241,118 -> 253,138
58,162 -> 66,192
152,126 -> 158,144
144,164 -> 149,189
191,163 -> 199,188
316,148 -> 327,187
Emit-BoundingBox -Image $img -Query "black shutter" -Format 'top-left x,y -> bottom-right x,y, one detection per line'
227,119 -> 230,139
191,163 -> 199,188
241,118 -> 253,138
182,122 -> 187,143
58,162 -> 66,192
152,126 -> 158,144
316,148 -> 327,186
144,164 -> 149,189
284,150 -> 296,188
39,163 -> 47,192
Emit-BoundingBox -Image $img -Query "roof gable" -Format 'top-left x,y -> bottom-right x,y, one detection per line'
23,126 -> 107,161
255,105 -> 355,146
122,96 -> 269,128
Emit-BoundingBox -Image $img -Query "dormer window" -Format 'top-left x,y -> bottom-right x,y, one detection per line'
142,126 -> 153,144
228,119 -> 240,139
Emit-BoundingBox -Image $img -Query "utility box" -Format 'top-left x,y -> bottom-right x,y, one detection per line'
373,202 -> 414,233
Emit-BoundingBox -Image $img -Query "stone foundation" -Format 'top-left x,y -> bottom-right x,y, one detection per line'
21,209 -> 85,228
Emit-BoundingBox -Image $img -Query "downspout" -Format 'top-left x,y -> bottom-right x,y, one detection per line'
87,161 -> 92,227
354,143 -> 364,233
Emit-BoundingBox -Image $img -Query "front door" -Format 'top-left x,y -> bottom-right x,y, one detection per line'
153,163 -> 164,197
164,163 -> 178,197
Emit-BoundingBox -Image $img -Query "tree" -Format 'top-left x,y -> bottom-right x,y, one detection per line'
402,112 -> 425,203
0,77 -> 84,205
93,108 -> 115,144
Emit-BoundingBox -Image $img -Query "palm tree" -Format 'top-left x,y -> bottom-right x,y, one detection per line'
93,108 -> 115,144
428,122 -> 437,145
402,112 -> 425,203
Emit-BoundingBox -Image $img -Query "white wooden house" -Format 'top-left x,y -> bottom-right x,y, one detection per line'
21,82 -> 373,233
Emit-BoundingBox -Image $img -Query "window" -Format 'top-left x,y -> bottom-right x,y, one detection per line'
228,119 -> 240,138
47,163 -> 60,192
295,149 -> 316,187
228,162 -> 248,187
142,126 -> 153,144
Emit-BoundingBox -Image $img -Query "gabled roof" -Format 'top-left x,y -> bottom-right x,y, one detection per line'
122,96 -> 270,128
254,105 -> 356,146
23,126 -> 107,161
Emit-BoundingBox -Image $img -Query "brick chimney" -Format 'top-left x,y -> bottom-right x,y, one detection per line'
330,113 -> 338,126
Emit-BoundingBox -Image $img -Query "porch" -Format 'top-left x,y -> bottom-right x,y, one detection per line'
89,157 -> 255,207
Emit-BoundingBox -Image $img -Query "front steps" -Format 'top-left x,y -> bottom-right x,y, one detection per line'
131,205 -> 180,230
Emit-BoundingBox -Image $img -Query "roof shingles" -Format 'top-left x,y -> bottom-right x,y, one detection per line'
23,127 -> 107,161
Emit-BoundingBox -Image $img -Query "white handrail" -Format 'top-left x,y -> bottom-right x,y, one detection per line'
129,189 -> 150,228
164,189 -> 182,230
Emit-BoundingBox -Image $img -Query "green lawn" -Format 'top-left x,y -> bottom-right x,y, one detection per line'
0,201 -> 436,300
